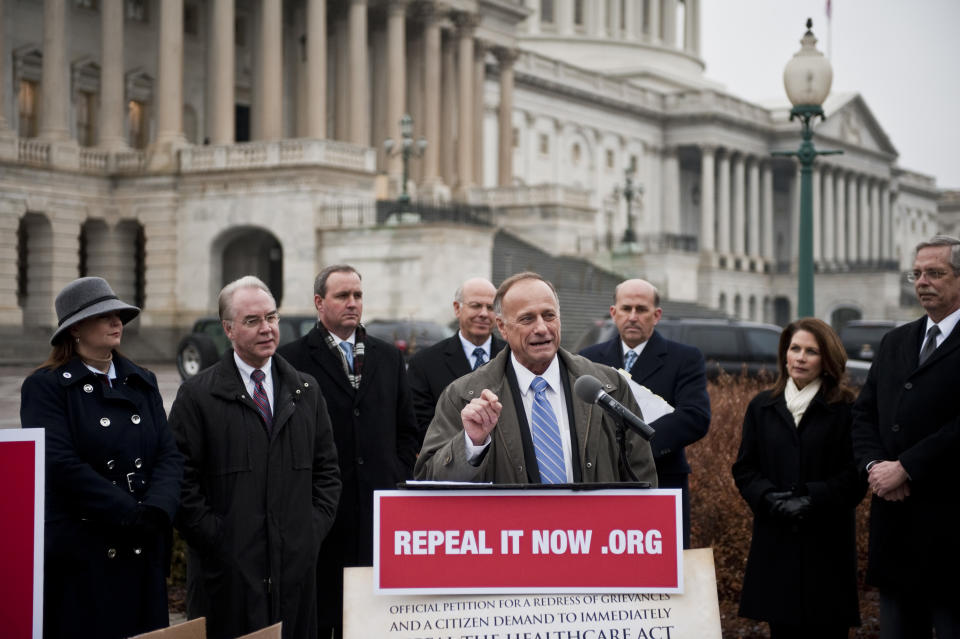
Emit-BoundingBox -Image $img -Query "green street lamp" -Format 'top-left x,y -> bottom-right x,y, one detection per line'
614,157 -> 642,244
384,113 -> 427,207
776,18 -> 842,318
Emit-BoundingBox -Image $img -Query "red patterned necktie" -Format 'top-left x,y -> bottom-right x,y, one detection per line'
250,369 -> 273,430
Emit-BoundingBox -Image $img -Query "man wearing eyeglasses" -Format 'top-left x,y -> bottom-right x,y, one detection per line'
407,277 -> 507,436
278,264 -> 420,639
169,276 -> 342,639
853,235 -> 960,638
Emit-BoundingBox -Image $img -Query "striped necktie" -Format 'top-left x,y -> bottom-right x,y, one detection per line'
339,341 -> 355,373
250,369 -> 273,430
529,376 -> 567,484
624,350 -> 639,372
918,325 -> 940,366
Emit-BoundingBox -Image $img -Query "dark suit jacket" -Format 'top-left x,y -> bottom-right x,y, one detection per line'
277,326 -> 419,627
406,333 -> 507,435
579,330 -> 711,481
852,316 -> 960,591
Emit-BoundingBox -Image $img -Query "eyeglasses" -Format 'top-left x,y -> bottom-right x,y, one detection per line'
906,269 -> 953,282
231,312 -> 280,328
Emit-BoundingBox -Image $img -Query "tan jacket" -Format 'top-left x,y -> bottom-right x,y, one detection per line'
415,347 -> 658,486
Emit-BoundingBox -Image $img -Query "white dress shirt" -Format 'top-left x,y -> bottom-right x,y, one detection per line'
234,352 -> 275,414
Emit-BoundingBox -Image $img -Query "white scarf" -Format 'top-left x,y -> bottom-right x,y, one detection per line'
784,377 -> 822,427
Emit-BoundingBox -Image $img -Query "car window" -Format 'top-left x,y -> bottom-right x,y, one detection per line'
683,327 -> 742,360
199,320 -> 230,353
278,321 -> 299,345
744,328 -> 780,362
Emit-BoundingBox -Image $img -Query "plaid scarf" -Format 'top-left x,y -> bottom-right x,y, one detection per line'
321,322 -> 366,390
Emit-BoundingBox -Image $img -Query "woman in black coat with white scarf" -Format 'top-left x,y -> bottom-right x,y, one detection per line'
20,277 -> 183,639
733,318 -> 866,639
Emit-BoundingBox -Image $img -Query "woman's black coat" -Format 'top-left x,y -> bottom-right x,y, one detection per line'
20,355 -> 183,639
732,389 -> 865,627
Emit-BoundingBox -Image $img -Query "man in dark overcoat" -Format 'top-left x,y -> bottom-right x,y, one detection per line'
407,277 -> 506,436
169,276 -> 341,639
852,235 -> 960,637
278,264 -> 420,639
580,278 -> 710,547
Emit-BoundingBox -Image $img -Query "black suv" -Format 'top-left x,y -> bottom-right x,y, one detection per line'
175,316 -> 451,380
573,317 -> 783,379
839,320 -> 900,361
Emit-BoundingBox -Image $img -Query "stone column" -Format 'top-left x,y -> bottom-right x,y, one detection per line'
834,171 -> 846,264
662,0 -> 678,47
688,0 -> 701,55
496,48 -> 517,187
762,161 -> 774,260
207,0 -> 235,144
623,0 -> 637,39
98,0 -> 127,149
880,183 -> 891,262
150,0 -> 187,169
717,150 -> 731,254
455,13 -> 478,192
473,41 -> 486,186
40,0 -> 70,140
683,0 -> 696,53
859,176 -> 870,262
334,12 -> 349,141
0,0 -> 8,133
422,8 -> 442,186
822,166 -> 835,263
870,180 -> 881,264
440,31 -> 457,188
732,154 -> 745,255
663,147 -> 681,234
846,172 -> 858,263
699,145 -> 716,252
386,0 -> 407,176
648,0 -> 661,42
348,0 -> 370,146
812,165 -> 822,263
305,0 -> 327,138
254,0 -> 283,140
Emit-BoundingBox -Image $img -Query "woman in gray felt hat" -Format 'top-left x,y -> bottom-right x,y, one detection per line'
20,276 -> 183,639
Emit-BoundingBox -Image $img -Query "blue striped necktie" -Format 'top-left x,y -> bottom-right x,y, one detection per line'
250,369 -> 273,430
624,350 -> 638,372
529,376 -> 567,484
472,347 -> 487,370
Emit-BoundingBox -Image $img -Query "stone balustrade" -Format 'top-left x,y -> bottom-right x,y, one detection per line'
179,138 -> 376,174
470,183 -> 593,209
18,138 -> 51,166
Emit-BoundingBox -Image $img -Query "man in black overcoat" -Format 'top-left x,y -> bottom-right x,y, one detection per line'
852,235 -> 960,638
278,264 -> 420,639
580,278 -> 710,548
407,277 -> 506,436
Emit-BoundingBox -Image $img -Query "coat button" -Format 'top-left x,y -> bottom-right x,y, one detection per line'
83,384 -> 94,393
106,459 -> 116,470
133,547 -> 142,555
892,424 -> 901,432
585,462 -> 593,469
131,414 -> 141,424
134,458 -> 143,469
62,372 -> 72,379
904,382 -> 913,390
444,455 -> 452,464
107,548 -> 117,559
100,417 -> 111,427
357,457 -> 364,465
353,408 -> 360,417
303,382 -> 309,388
295,389 -> 301,396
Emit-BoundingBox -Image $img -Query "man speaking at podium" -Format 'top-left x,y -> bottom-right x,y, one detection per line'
415,272 -> 657,486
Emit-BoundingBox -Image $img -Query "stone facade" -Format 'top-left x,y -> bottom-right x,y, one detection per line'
0,0 -> 943,358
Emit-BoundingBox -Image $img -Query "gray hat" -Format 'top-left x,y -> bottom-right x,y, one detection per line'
51,277 -> 141,345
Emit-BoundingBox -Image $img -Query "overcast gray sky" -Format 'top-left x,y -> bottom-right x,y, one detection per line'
700,0 -> 960,189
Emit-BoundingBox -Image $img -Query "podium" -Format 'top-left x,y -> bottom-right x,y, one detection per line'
343,484 -> 722,638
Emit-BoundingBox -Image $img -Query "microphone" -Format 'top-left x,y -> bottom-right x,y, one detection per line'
574,374 -> 655,441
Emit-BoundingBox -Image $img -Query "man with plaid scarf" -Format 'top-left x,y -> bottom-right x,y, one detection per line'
278,264 -> 420,639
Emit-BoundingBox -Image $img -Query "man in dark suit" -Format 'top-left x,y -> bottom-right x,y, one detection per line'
579,278 -> 710,548
407,277 -> 506,435
278,265 -> 420,639
853,236 -> 960,638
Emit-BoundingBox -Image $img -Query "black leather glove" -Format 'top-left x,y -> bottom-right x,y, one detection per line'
122,504 -> 169,537
763,490 -> 793,515
772,496 -> 812,522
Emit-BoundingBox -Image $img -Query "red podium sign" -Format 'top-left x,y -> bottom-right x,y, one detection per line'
374,488 -> 682,595
0,429 -> 45,639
